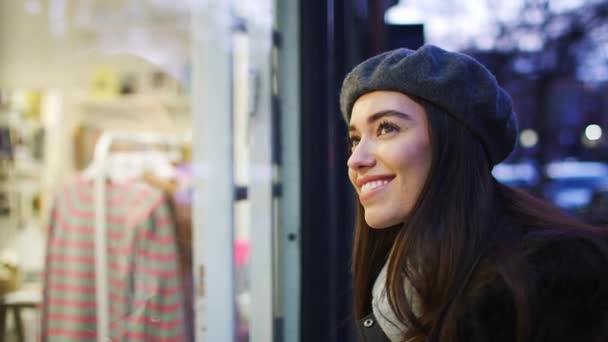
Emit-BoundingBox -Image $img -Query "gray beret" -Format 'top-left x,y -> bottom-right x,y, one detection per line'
340,44 -> 518,166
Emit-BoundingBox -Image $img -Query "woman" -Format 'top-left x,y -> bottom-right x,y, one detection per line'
341,45 -> 608,342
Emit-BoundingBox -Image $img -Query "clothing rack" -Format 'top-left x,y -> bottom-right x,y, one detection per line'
91,131 -> 187,342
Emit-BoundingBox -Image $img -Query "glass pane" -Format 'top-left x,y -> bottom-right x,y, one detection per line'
0,1 -> 196,340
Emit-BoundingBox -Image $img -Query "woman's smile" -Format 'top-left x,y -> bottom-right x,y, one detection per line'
358,175 -> 395,202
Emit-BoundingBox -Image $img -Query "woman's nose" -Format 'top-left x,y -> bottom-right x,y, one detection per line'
347,141 -> 375,170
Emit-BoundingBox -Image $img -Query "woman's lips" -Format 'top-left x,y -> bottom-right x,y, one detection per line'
359,177 -> 394,202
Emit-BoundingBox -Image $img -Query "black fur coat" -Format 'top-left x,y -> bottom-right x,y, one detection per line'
357,231 -> 608,342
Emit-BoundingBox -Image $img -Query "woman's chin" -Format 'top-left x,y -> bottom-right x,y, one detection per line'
364,213 -> 402,229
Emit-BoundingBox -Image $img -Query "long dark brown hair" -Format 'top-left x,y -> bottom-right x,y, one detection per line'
351,98 -> 603,341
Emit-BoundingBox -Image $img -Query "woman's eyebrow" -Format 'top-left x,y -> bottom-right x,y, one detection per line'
348,110 -> 413,132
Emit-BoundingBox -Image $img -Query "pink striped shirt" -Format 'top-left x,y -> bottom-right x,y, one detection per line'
41,178 -> 189,341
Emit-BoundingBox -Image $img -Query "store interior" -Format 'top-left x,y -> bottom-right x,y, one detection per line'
0,1 -> 219,340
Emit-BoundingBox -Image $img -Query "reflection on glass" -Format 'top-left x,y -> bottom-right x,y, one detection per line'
0,1 -> 195,340
235,202 -> 251,342
233,28 -> 251,342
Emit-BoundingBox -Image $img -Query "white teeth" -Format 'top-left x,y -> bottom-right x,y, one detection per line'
361,179 -> 390,194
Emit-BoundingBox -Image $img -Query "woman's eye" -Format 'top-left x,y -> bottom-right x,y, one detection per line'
378,121 -> 399,136
349,136 -> 360,149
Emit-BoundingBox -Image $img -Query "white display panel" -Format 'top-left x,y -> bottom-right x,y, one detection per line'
191,1 -> 236,341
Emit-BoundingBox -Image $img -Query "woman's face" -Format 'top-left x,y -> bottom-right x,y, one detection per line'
347,91 -> 432,229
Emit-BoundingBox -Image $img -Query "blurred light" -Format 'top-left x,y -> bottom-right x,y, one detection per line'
25,0 -> 42,14
492,162 -> 538,182
513,57 -> 535,73
517,33 -> 544,51
585,124 -> 602,141
553,188 -> 592,209
49,0 -> 67,37
520,129 -> 538,148
546,161 -> 608,179
549,0 -> 587,13
385,2 -> 425,24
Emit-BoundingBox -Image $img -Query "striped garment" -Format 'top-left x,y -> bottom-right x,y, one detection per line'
41,177 -> 187,341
